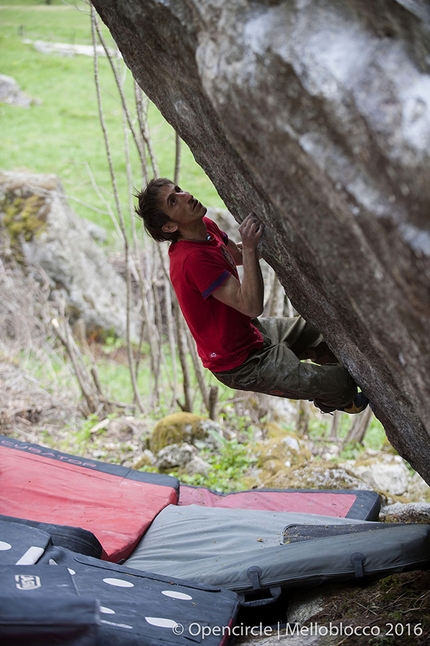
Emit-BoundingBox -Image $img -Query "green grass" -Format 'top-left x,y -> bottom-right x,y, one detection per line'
171,437 -> 257,492
0,1 -> 224,243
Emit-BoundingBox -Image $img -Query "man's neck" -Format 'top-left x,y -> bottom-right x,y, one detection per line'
177,219 -> 208,242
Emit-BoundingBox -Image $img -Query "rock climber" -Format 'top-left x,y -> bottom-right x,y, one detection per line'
135,178 -> 368,414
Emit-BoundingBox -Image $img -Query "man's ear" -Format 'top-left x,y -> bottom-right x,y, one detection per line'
161,221 -> 179,234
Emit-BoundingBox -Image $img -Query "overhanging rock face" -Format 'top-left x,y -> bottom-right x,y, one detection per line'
92,0 -> 430,484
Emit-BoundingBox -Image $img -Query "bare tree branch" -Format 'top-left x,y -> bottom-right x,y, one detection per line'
91,5 -> 145,414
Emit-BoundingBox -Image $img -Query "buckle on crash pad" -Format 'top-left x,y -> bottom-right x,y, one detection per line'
351,552 -> 365,578
247,565 -> 263,590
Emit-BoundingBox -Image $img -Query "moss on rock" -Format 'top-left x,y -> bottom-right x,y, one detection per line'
253,434 -> 312,482
1,191 -> 48,261
149,412 -> 207,454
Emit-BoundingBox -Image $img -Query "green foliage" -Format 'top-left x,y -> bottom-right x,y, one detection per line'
100,332 -> 123,354
307,415 -> 331,441
210,436 -> 255,479
337,442 -> 363,462
75,412 -> 100,444
218,409 -> 253,435
0,1 -> 224,246
163,436 -> 257,492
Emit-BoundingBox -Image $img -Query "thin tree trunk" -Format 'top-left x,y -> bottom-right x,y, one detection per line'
265,270 -> 284,317
91,6 -> 145,414
185,327 -> 210,413
346,407 -> 373,444
329,410 -> 342,441
208,386 -> 219,421
133,83 -> 148,185
134,82 -> 159,179
94,18 -> 147,172
176,307 -> 192,412
296,399 -> 310,436
51,318 -> 98,416
164,278 -> 178,407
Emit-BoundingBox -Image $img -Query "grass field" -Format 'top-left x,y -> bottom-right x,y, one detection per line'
0,1 -> 224,242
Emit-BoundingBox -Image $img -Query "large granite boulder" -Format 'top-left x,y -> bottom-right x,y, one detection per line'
91,0 -> 430,484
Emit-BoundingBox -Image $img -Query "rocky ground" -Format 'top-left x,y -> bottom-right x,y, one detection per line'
1,358 -> 430,644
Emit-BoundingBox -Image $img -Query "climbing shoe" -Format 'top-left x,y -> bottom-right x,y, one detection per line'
341,392 -> 369,414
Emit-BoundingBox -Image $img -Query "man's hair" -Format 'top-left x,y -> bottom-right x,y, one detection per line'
134,177 -> 179,243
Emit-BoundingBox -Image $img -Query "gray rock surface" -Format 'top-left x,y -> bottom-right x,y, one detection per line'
380,500 -> 430,522
0,74 -> 32,107
0,171 -> 135,337
154,442 -> 211,475
92,0 -> 430,483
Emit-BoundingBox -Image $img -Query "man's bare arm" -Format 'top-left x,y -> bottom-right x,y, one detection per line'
213,213 -> 264,317
226,239 -> 243,266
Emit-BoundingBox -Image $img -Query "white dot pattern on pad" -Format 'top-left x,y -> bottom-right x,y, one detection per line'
0,541 -> 12,550
15,546 -> 45,565
162,590 -> 193,601
145,617 -> 179,628
103,578 -> 134,588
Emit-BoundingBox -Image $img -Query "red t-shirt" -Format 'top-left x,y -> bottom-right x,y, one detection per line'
168,217 -> 264,371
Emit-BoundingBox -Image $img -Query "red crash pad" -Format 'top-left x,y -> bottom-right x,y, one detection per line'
0,436 -> 178,562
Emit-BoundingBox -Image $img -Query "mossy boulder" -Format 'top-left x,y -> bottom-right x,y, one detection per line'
0,171 -> 135,338
253,433 -> 312,481
149,412 -> 208,454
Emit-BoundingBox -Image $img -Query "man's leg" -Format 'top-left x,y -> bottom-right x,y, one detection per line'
214,316 -> 357,412
256,317 -> 339,365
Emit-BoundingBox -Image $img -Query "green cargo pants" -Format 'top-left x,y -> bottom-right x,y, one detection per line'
212,316 -> 357,413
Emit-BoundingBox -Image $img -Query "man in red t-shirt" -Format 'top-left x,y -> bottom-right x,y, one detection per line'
135,178 -> 368,414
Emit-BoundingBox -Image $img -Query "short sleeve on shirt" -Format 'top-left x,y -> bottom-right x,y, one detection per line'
201,270 -> 230,298
183,250 -> 231,299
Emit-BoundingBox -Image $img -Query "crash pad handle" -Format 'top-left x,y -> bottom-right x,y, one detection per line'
238,585 -> 282,608
238,566 -> 282,607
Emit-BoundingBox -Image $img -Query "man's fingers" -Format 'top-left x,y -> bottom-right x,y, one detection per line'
244,212 -> 258,224
240,213 -> 263,231
248,217 -> 264,237
239,215 -> 264,248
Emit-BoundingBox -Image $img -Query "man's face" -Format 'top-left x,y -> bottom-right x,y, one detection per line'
159,183 -> 207,229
